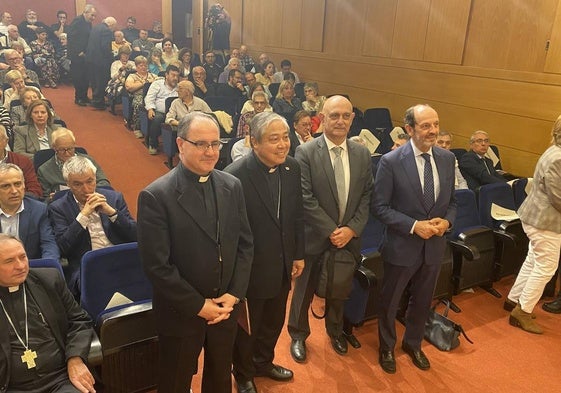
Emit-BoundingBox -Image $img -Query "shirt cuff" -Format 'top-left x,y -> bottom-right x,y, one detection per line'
410,220 -> 417,235
108,212 -> 118,223
76,213 -> 89,229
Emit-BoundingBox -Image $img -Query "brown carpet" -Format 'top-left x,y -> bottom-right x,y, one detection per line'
47,85 -> 561,392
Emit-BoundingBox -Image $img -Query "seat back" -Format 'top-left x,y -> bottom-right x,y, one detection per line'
29,258 -> 64,278
33,147 -> 88,171
205,95 -> 240,117
80,242 -> 152,321
450,148 -> 467,162
268,82 -> 280,98
512,177 -> 531,209
363,108 -> 393,133
451,189 -> 480,239
294,82 -> 305,100
477,182 -> 517,229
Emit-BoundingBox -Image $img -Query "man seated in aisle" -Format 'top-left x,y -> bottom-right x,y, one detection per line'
144,64 -> 180,155
111,30 -> 130,58
236,91 -> 269,137
459,130 -> 506,190
272,59 -> 300,84
37,128 -> 110,200
0,49 -> 38,86
48,156 -> 137,296
191,66 -> 215,99
203,51 -> 221,83
122,16 -> 139,44
391,133 -> 410,151
0,234 -> 95,393
0,163 -> 59,260
165,80 -> 212,127
216,69 -> 246,99
436,130 -> 468,190
218,57 -> 243,83
239,44 -> 255,72
0,125 -> 42,198
132,29 -> 154,53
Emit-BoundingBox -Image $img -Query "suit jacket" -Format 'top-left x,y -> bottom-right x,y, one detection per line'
459,150 -> 506,190
224,153 -> 305,299
0,196 -> 60,260
518,144 -> 561,233
48,188 -> 137,271
373,142 -> 457,266
13,124 -> 60,159
0,269 -> 93,392
295,135 -> 373,257
6,151 -> 43,198
137,164 -> 253,337
67,15 -> 92,59
85,22 -> 113,67
288,131 -> 301,157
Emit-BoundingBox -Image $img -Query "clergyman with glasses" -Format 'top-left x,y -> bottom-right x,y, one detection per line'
137,112 -> 253,393
459,130 -> 507,190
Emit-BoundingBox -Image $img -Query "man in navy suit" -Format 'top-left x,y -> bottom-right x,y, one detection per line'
48,156 -> 137,296
0,163 -> 59,261
373,104 -> 456,373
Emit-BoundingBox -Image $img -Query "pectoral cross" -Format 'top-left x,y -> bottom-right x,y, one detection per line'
21,348 -> 37,369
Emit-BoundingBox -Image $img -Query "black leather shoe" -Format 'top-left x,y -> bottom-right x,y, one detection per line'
255,364 -> 293,381
402,343 -> 430,370
543,296 -> 561,314
74,99 -> 87,106
503,298 -> 516,312
343,332 -> 361,348
330,335 -> 348,355
236,379 -> 258,393
379,350 -> 396,374
290,339 -> 306,363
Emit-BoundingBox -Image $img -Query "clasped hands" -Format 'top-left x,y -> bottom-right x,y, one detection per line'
414,218 -> 449,240
80,192 -> 117,217
198,293 -> 238,325
330,226 -> 356,249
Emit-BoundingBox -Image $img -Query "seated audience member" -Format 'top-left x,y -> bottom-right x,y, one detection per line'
272,59 -> 300,84
122,16 -> 139,43
2,69 -> 43,109
37,128 -> 110,200
0,163 -> 58,259
165,80 -> 212,127
0,106 -> 14,144
124,55 -> 157,138
216,69 -> 246,99
0,233 -> 95,393
160,38 -> 178,65
14,99 -> 60,158
0,125 -> 42,198
203,50 -> 221,83
236,91 -> 270,137
177,48 -> 195,80
436,130 -> 468,190
241,82 -> 272,114
191,66 -> 214,98
147,47 -> 166,75
0,12 -> 11,36
459,130 -> 507,190
288,110 -> 313,156
111,30 -> 131,57
10,41 -> 36,72
302,82 -> 326,113
218,57 -> 243,83
0,49 -> 39,86
132,29 -> 154,53
29,27 -> 59,88
0,26 -> 32,58
243,73 -> 272,103
144,64 -> 180,155
147,21 -> 164,44
229,48 -> 240,60
272,80 -> 302,118
253,53 -> 270,74
9,87 -> 54,127
391,133 -> 410,150
231,135 -> 252,162
106,46 -> 135,101
239,44 -> 255,71
48,156 -> 137,295
51,10 -> 68,38
55,33 -> 70,79
18,9 -> 53,44
255,60 -> 275,86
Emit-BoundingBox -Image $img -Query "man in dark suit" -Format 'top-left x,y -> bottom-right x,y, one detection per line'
0,163 -> 59,261
459,130 -> 506,190
137,112 -> 253,393
67,4 -> 97,106
373,104 -> 456,374
215,69 -> 246,99
48,156 -> 137,296
85,16 -> 117,110
288,110 -> 313,157
0,234 -> 95,392
225,112 -> 305,393
288,96 -> 373,360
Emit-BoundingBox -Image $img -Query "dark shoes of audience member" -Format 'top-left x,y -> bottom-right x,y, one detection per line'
255,364 -> 293,381
401,342 -> 430,370
236,379 -> 257,393
290,339 -> 306,362
542,295 -> 561,314
330,335 -> 348,355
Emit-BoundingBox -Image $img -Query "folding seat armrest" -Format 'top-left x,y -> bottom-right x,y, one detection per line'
499,220 -> 521,231
493,229 -> 517,246
448,239 -> 480,261
88,330 -> 103,367
161,123 -> 172,131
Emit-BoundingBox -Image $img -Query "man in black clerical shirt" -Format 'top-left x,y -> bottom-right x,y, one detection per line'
0,234 -> 95,392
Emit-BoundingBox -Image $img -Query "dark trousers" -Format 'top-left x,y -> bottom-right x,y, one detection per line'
148,111 -> 165,149
233,283 -> 290,382
378,257 -> 441,351
288,253 -> 345,340
70,55 -> 88,101
88,61 -> 110,107
157,307 -> 239,393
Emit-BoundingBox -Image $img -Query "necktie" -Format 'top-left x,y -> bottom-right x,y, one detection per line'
421,153 -> 434,211
482,157 -> 491,174
333,146 -> 346,224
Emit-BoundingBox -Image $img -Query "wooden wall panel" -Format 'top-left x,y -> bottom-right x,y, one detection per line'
361,0 -> 398,58
300,0 -> 325,51
544,1 -> 561,73
282,0 -> 302,49
424,0 -> 471,64
241,1 -> 283,47
391,0 -> 431,60
323,0 -> 368,55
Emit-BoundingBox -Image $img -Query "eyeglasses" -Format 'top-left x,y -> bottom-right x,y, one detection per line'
416,122 -> 439,131
180,137 -> 222,152
55,147 -> 75,154
473,138 -> 490,144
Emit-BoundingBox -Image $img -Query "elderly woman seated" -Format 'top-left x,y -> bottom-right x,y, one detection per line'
236,91 -> 271,138
37,128 -> 110,200
30,27 -> 59,88
124,55 -> 157,138
272,80 -> 302,119
106,46 -> 135,102
164,80 -> 211,127
2,69 -> 44,109
301,82 -> 326,114
177,48 -> 197,81
14,99 -> 60,158
10,86 -> 59,126
148,47 -> 166,75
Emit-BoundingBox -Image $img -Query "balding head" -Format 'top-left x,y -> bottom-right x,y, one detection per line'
104,17 -> 117,30
320,95 -> 354,145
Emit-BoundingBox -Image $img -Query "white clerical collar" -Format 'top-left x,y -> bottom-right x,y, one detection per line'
8,285 -> 20,293
199,175 -> 210,183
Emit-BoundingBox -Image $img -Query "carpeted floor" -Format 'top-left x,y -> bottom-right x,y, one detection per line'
47,85 -> 561,392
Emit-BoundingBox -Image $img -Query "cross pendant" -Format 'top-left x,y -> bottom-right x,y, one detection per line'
21,348 -> 37,369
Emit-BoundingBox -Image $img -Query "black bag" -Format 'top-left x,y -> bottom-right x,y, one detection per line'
424,300 -> 473,351
315,247 -> 358,300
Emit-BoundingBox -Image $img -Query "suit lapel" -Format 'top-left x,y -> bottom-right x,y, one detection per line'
214,174 -> 232,243
26,275 -> 65,349
246,156 -> 280,226
317,137 -> 339,204
344,142 -> 361,222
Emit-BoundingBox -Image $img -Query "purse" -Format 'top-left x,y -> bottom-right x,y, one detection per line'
424,300 -> 473,351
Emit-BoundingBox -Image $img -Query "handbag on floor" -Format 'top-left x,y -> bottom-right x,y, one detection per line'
424,300 -> 473,351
